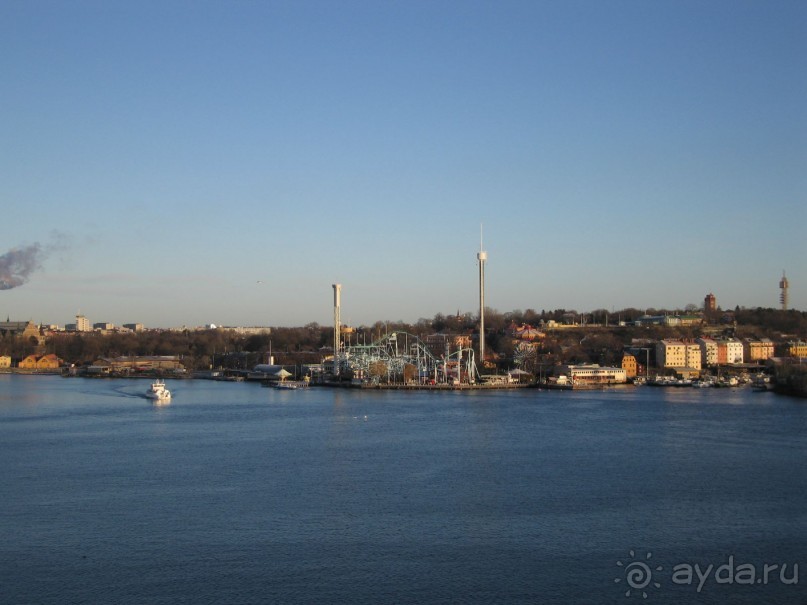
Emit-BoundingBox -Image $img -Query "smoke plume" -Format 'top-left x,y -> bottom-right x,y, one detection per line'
0,244 -> 46,290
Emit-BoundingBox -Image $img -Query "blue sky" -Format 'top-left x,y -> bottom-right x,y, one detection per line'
1,0 -> 805,328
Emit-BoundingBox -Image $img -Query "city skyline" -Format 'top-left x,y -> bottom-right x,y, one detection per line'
2,1 -> 805,327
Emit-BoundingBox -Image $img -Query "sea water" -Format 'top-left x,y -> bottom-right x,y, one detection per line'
1,374 -> 805,604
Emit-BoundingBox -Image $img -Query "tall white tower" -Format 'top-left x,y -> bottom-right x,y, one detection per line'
477,228 -> 487,369
332,283 -> 342,375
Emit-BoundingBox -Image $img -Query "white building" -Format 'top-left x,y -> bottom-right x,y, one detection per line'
556,364 -> 627,385
718,339 -> 744,364
75,314 -> 91,332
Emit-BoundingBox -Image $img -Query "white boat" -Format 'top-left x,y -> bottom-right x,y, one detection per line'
146,380 -> 171,400
273,379 -> 309,390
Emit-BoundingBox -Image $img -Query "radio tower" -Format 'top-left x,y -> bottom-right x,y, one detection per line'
780,271 -> 789,311
477,226 -> 487,369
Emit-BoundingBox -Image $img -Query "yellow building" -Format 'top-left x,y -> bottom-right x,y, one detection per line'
744,339 -> 775,362
18,355 -> 40,369
0,355 -> 11,369
36,354 -> 62,369
787,341 -> 807,358
17,354 -> 63,369
656,339 -> 701,370
92,356 -> 185,372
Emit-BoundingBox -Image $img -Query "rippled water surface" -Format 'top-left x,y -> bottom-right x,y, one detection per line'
1,375 -> 805,604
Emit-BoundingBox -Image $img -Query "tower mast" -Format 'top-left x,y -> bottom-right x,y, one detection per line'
477,226 -> 487,371
332,283 -> 342,375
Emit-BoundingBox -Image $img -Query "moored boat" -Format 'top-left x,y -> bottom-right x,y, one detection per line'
272,379 -> 309,390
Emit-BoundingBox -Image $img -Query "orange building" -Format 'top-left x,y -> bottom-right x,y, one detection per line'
621,353 -> 638,378
18,354 -> 63,370
36,354 -> 62,369
18,355 -> 39,369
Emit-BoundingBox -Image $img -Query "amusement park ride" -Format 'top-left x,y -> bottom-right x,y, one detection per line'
333,330 -> 479,386
328,229 -> 488,386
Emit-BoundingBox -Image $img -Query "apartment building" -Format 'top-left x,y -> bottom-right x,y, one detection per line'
716,339 -> 744,364
786,341 -> 807,358
744,338 -> 775,363
75,315 -> 91,332
656,339 -> 702,370
696,337 -> 718,367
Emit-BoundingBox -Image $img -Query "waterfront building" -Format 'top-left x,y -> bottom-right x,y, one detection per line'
620,353 -> 638,378
18,355 -> 38,369
696,337 -> 718,367
656,339 -> 702,370
17,354 -> 62,370
0,355 -> 10,368
36,354 -> 61,369
91,356 -> 185,373
556,364 -> 627,385
716,338 -> 744,364
744,338 -> 775,363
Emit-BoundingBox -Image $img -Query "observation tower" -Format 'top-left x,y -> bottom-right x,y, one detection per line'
477,228 -> 487,368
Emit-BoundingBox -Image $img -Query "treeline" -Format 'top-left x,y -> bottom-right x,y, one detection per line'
2,306 -> 804,372
38,325 -> 333,371
733,307 -> 807,336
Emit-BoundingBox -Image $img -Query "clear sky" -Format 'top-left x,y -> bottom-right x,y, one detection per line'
1,0 -> 805,328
